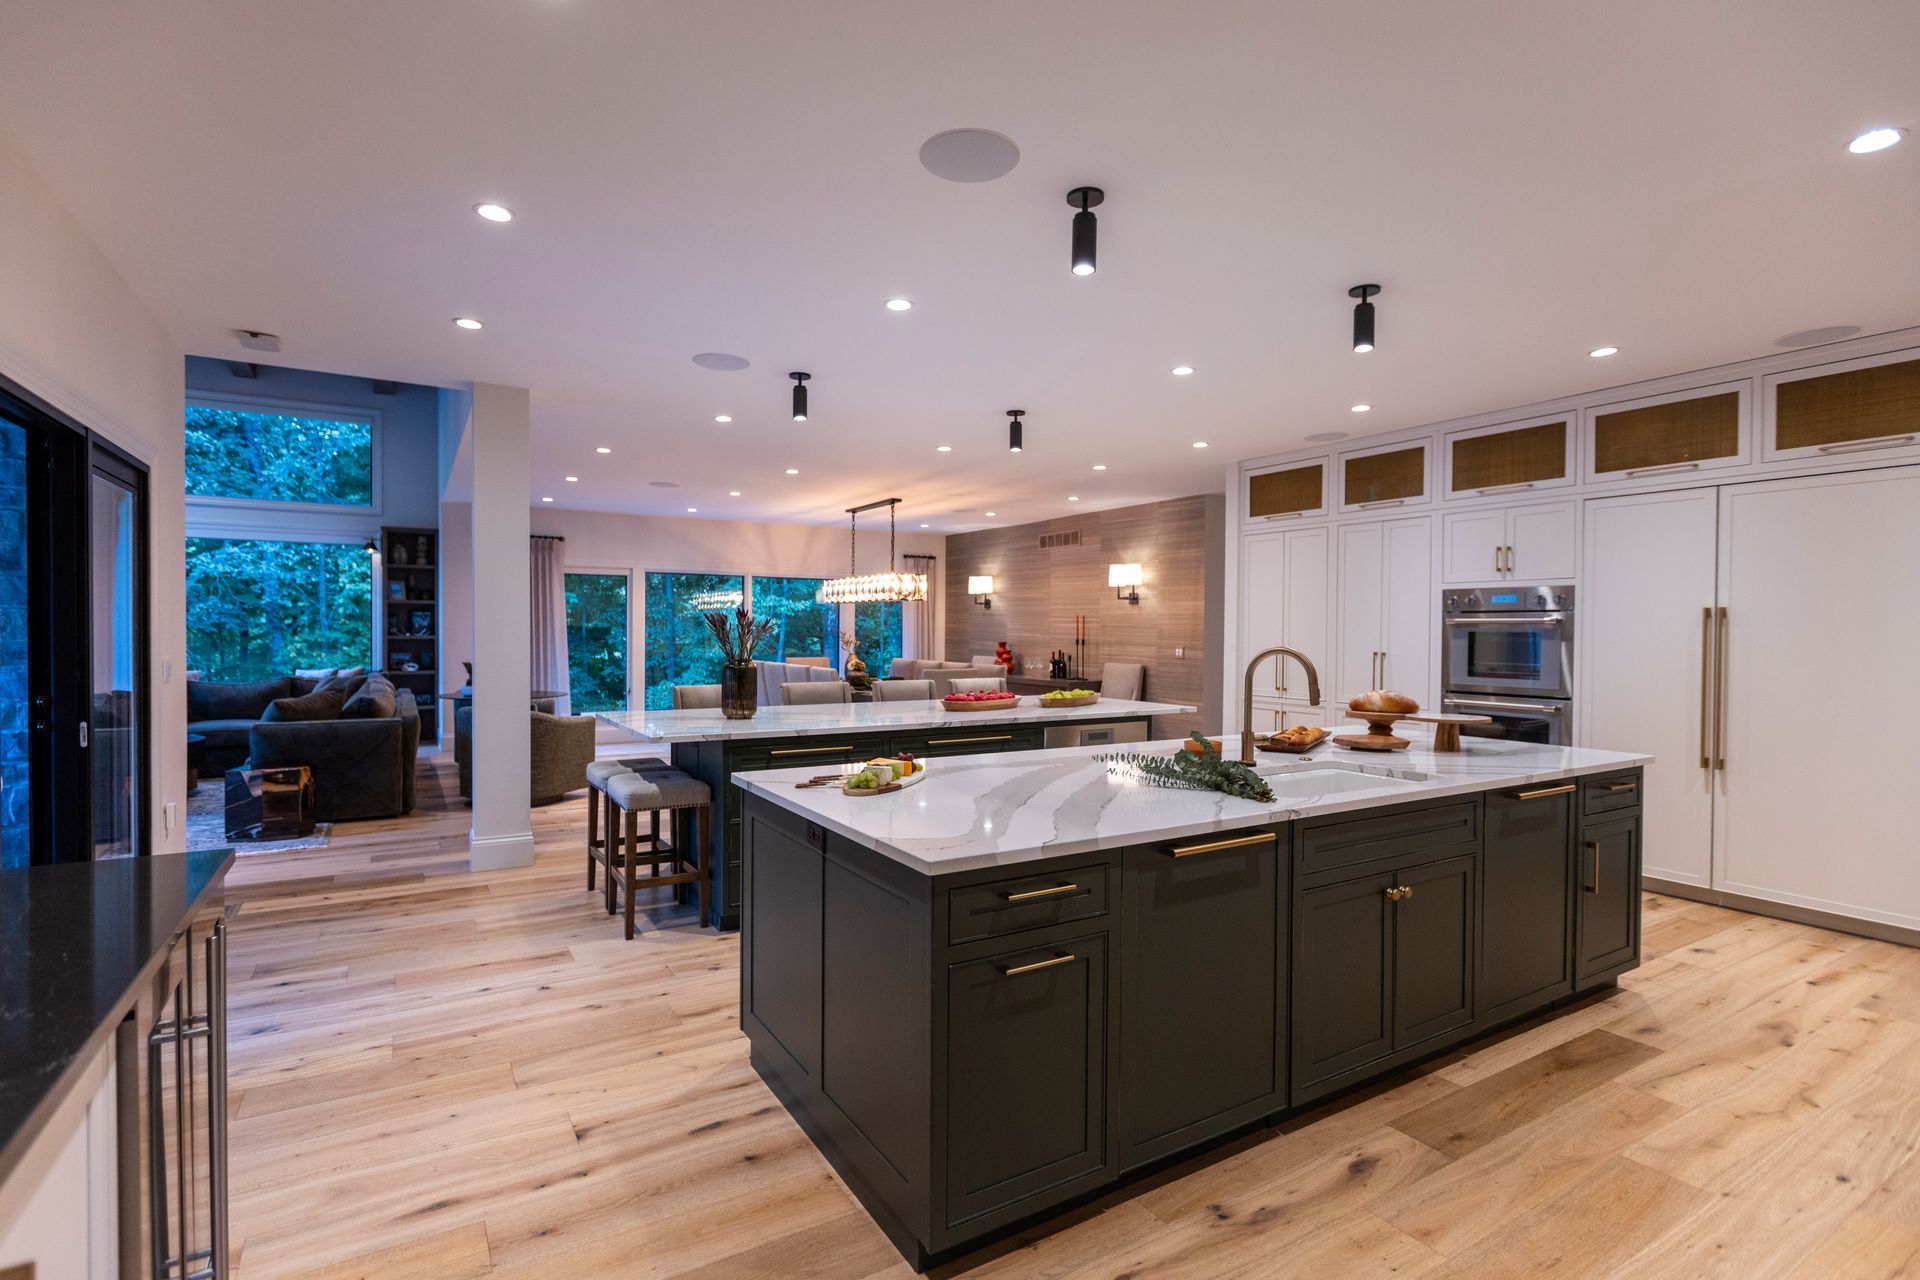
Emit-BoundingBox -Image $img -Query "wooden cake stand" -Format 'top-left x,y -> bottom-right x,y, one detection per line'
1335,711 -> 1412,752
1399,711 -> 1494,752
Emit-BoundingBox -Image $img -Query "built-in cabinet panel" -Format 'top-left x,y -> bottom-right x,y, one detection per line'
1244,458 -> 1328,525
1579,814 -> 1641,981
1481,788 -> 1576,1024
1245,698 -> 1333,735
1391,853 -> 1477,1048
1291,870 -> 1394,1090
1583,381 -> 1751,484
1579,487 -> 1718,887
1338,440 -> 1430,513
1763,348 -> 1920,464
1240,527 -> 1330,701
1337,517 -> 1433,706
1445,415 -> 1575,499
1441,501 -> 1575,585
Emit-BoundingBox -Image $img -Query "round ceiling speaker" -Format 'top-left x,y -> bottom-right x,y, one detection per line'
1774,325 -> 1860,349
691,352 -> 750,371
919,129 -> 1020,183
648,480 -> 681,489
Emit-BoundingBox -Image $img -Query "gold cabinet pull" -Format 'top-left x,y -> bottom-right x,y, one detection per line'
771,744 -> 855,756
1625,461 -> 1700,478
1604,781 -> 1638,794
1001,953 -> 1076,976
928,734 -> 1015,746
1169,832 -> 1277,858
1511,783 -> 1576,800
1714,605 -> 1729,770
1584,840 -> 1601,894
1385,885 -> 1413,901
1699,606 -> 1713,771
1002,883 -> 1081,902
1816,433 -> 1914,455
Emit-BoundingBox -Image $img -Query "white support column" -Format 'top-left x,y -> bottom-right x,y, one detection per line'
466,383 -> 534,870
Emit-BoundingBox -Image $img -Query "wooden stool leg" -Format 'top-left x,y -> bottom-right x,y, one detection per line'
625,812 -> 642,940
587,789 -> 599,890
690,805 -> 706,928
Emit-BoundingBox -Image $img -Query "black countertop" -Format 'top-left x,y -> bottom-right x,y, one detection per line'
0,848 -> 234,1181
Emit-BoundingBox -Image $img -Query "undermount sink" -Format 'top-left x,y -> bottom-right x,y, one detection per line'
1251,760 -> 1427,796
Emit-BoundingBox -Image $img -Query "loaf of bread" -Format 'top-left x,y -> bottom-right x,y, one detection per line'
1348,689 -> 1420,714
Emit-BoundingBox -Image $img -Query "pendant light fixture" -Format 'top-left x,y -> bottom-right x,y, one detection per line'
789,371 -> 811,422
820,498 -> 930,604
1067,187 -> 1104,276
1349,284 -> 1381,353
1007,409 -> 1025,453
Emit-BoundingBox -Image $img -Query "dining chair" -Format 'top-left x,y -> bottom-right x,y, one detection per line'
783,681 -> 852,705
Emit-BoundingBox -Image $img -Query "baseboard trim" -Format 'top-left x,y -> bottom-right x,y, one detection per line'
1643,876 -> 1920,949
468,831 -> 536,871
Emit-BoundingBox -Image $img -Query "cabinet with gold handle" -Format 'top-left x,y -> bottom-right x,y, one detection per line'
1713,606 -> 1729,770
1167,831 -> 1276,858
1385,884 -> 1414,901
1699,606 -> 1714,771
770,743 -> 856,757
1583,840 -> 1601,894
929,734 -> 1015,747
1510,783 -> 1575,800
1001,883 -> 1081,903
1000,953 -> 1077,976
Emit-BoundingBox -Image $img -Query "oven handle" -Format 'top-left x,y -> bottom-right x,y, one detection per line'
1442,613 -> 1567,628
1443,697 -> 1569,716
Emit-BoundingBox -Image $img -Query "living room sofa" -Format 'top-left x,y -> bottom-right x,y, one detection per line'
188,674 -> 421,821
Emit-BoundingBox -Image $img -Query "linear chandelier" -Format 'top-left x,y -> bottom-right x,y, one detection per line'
821,497 -> 929,604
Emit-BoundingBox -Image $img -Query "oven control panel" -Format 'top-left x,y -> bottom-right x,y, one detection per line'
1443,584 -> 1573,613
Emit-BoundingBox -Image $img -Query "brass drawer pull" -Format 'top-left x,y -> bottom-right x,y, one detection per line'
1001,953 -> 1076,976
1625,461 -> 1700,478
1816,433 -> 1914,455
1168,832 -> 1277,858
1001,883 -> 1081,903
1604,781 -> 1637,793
1585,840 -> 1601,893
770,744 -> 855,756
929,734 -> 1015,746
1511,783 -> 1576,800
1385,885 -> 1413,901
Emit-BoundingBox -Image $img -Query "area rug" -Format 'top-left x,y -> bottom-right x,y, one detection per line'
185,781 -> 332,855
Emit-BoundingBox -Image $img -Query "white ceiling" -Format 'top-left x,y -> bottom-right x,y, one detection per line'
1,1 -> 1916,531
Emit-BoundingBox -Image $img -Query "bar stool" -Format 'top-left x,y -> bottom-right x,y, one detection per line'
602,771 -> 710,938
584,758 -> 678,892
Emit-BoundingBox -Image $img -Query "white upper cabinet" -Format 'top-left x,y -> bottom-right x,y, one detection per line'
1443,413 -> 1576,501
1582,380 -> 1752,485
1239,525 -> 1330,703
1336,439 -> 1431,513
1762,347 -> 1920,466
1242,457 -> 1328,528
1440,500 -> 1575,585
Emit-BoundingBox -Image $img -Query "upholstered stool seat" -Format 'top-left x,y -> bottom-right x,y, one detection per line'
595,771 -> 712,938
586,759 -> 632,788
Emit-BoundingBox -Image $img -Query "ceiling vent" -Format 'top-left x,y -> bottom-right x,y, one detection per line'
236,329 -> 281,353
1038,530 -> 1082,549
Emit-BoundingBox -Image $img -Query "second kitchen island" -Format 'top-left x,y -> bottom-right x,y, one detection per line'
733,731 -> 1650,1269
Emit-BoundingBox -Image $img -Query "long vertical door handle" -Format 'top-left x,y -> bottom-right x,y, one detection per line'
1584,840 -> 1601,893
1714,606 -> 1729,770
1494,545 -> 1502,575
1699,607 -> 1713,771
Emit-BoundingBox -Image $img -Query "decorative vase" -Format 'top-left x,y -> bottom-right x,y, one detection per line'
721,663 -> 758,719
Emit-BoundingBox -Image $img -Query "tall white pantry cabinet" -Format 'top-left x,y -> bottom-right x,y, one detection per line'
1227,329 -> 1920,937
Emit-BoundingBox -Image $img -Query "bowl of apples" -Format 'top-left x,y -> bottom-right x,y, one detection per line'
941,690 -> 1021,713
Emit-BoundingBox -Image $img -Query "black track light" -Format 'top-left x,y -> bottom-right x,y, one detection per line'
789,371 -> 810,422
1067,187 -> 1104,276
1349,284 -> 1381,353
1007,409 -> 1025,453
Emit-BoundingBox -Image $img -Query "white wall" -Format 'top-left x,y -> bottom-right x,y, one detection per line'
0,132 -> 186,852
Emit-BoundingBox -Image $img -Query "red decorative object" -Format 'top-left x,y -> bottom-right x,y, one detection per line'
995,641 -> 1014,673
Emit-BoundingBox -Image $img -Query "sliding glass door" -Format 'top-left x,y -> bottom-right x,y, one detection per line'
565,571 -> 630,712
0,414 -> 29,866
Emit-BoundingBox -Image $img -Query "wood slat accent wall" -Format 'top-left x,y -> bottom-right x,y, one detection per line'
1592,391 -> 1741,473
944,495 -> 1222,738
1776,356 -> 1920,451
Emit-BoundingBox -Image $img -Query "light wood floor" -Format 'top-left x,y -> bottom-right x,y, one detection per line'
223,757 -> 1920,1279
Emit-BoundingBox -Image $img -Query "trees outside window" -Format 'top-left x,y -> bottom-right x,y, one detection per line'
185,538 -> 372,680
643,572 -> 745,709
752,577 -> 836,667
565,572 -> 629,712
854,600 -> 904,676
185,404 -> 373,506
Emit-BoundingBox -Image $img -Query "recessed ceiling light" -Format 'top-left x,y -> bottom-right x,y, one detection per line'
1589,346 -> 1619,358
1192,441 -> 1209,449
1171,365 -> 1195,377
920,523 -> 930,528
785,468 -> 799,475
1068,495 -> 1080,502
1350,404 -> 1372,413
474,202 -> 513,223
1848,127 -> 1905,154
1093,464 -> 1107,471
885,298 -> 913,312
540,496 -> 553,503
564,475 -> 579,482
714,414 -> 732,423
686,507 -> 698,513
728,490 -> 742,497
935,444 -> 953,453
692,352 -> 750,371
453,317 -> 483,330
985,511 -> 997,518
595,446 -> 612,454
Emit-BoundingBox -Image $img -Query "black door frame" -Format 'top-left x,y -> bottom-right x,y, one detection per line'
0,369 -> 152,863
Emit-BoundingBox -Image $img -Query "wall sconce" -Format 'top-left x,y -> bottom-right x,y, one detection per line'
968,575 -> 995,609
365,539 -> 379,556
1109,563 -> 1143,605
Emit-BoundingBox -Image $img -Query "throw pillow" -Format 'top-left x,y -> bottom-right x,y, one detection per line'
261,687 -> 348,723
333,666 -> 366,680
342,674 -> 397,720
313,671 -> 368,698
294,666 -> 338,681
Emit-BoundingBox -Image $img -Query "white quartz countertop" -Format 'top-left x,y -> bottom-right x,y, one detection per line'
594,697 -> 1194,743
731,727 -> 1652,876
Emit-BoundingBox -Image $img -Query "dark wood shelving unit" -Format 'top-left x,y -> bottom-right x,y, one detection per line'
380,526 -> 439,741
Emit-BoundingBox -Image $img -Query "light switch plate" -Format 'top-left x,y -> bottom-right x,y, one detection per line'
164,801 -> 177,837
1173,647 -> 1185,658
163,656 -> 174,683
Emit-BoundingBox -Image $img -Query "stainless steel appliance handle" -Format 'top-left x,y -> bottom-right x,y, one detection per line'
1442,613 -> 1566,628
1443,697 -> 1569,716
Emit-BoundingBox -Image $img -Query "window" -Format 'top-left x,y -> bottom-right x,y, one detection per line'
185,538 -> 372,681
184,402 -> 374,506
643,571 -> 745,709
752,576 -> 837,668
854,600 -> 904,677
0,414 -> 28,865
565,572 -> 629,713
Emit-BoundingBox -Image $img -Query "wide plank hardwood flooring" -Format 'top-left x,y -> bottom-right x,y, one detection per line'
223,756 -> 1920,1278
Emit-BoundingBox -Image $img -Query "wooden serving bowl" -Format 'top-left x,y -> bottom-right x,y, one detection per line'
1039,693 -> 1100,709
941,695 -> 1021,713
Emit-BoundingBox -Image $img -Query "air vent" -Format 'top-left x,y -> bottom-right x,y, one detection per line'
1038,530 -> 1082,549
